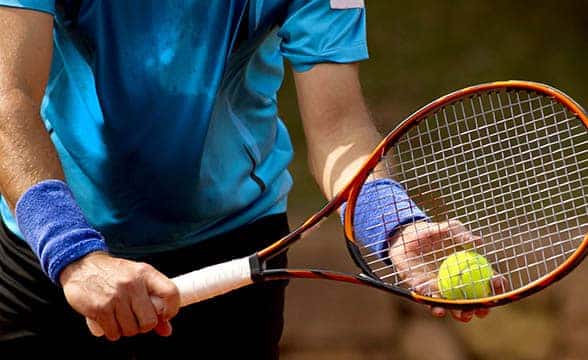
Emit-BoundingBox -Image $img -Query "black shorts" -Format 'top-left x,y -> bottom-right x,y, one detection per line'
0,213 -> 290,359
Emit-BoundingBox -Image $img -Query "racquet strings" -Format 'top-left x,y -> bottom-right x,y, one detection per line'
352,88 -> 588,299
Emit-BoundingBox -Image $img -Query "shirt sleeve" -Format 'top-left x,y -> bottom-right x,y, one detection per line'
278,0 -> 368,72
0,0 -> 55,15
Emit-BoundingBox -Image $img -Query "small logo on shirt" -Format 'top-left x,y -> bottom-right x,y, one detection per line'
330,0 -> 365,9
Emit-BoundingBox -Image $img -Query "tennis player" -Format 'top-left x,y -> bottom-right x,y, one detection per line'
0,1 -> 488,358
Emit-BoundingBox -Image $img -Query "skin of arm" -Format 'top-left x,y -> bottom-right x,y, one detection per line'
0,8 -> 179,340
293,63 -> 490,322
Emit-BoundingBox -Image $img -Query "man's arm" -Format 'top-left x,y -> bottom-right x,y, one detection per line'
292,63 -> 380,200
0,7 -> 179,340
0,8 -> 63,206
292,63 -> 489,322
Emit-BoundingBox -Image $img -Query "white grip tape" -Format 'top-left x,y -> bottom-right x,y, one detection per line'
86,256 -> 253,337
174,256 -> 253,306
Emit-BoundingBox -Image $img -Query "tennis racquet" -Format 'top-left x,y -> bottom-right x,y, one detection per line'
88,80 -> 588,336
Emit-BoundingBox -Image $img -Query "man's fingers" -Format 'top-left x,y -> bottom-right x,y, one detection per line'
429,305 -> 447,318
451,309 -> 474,322
428,301 -> 490,320
475,308 -> 490,318
144,267 -> 181,321
130,286 -> 159,334
430,306 -> 489,320
491,275 -> 509,294
412,275 -> 437,296
98,311 -> 122,341
399,220 -> 482,255
153,317 -> 173,337
447,219 -> 483,249
115,300 -> 140,337
458,234 -> 483,250
420,279 -> 450,318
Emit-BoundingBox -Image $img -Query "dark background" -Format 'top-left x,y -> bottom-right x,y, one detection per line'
277,2 -> 588,359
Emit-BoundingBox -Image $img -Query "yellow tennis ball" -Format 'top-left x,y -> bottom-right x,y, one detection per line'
437,250 -> 493,300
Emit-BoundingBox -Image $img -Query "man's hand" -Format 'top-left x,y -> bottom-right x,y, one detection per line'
59,252 -> 180,341
388,220 -> 507,322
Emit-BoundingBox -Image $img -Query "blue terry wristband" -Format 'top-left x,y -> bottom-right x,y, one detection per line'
15,180 -> 108,283
340,179 -> 430,259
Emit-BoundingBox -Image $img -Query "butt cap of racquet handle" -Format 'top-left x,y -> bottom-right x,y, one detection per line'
86,256 -> 254,337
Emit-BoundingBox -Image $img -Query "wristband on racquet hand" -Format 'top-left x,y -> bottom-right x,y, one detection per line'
15,180 -> 108,284
340,179 -> 430,258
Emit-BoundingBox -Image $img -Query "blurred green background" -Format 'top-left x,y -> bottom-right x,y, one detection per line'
277,2 -> 588,360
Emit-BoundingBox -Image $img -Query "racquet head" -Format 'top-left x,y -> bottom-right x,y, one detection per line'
343,80 -> 588,309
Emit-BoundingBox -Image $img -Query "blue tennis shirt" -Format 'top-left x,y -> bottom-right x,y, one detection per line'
0,0 -> 368,256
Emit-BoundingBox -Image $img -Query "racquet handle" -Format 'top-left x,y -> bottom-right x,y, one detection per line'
86,256 -> 253,337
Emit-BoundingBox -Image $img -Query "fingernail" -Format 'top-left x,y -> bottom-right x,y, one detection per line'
433,308 -> 445,317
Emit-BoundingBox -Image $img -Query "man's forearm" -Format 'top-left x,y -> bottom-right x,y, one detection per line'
0,87 -> 64,209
